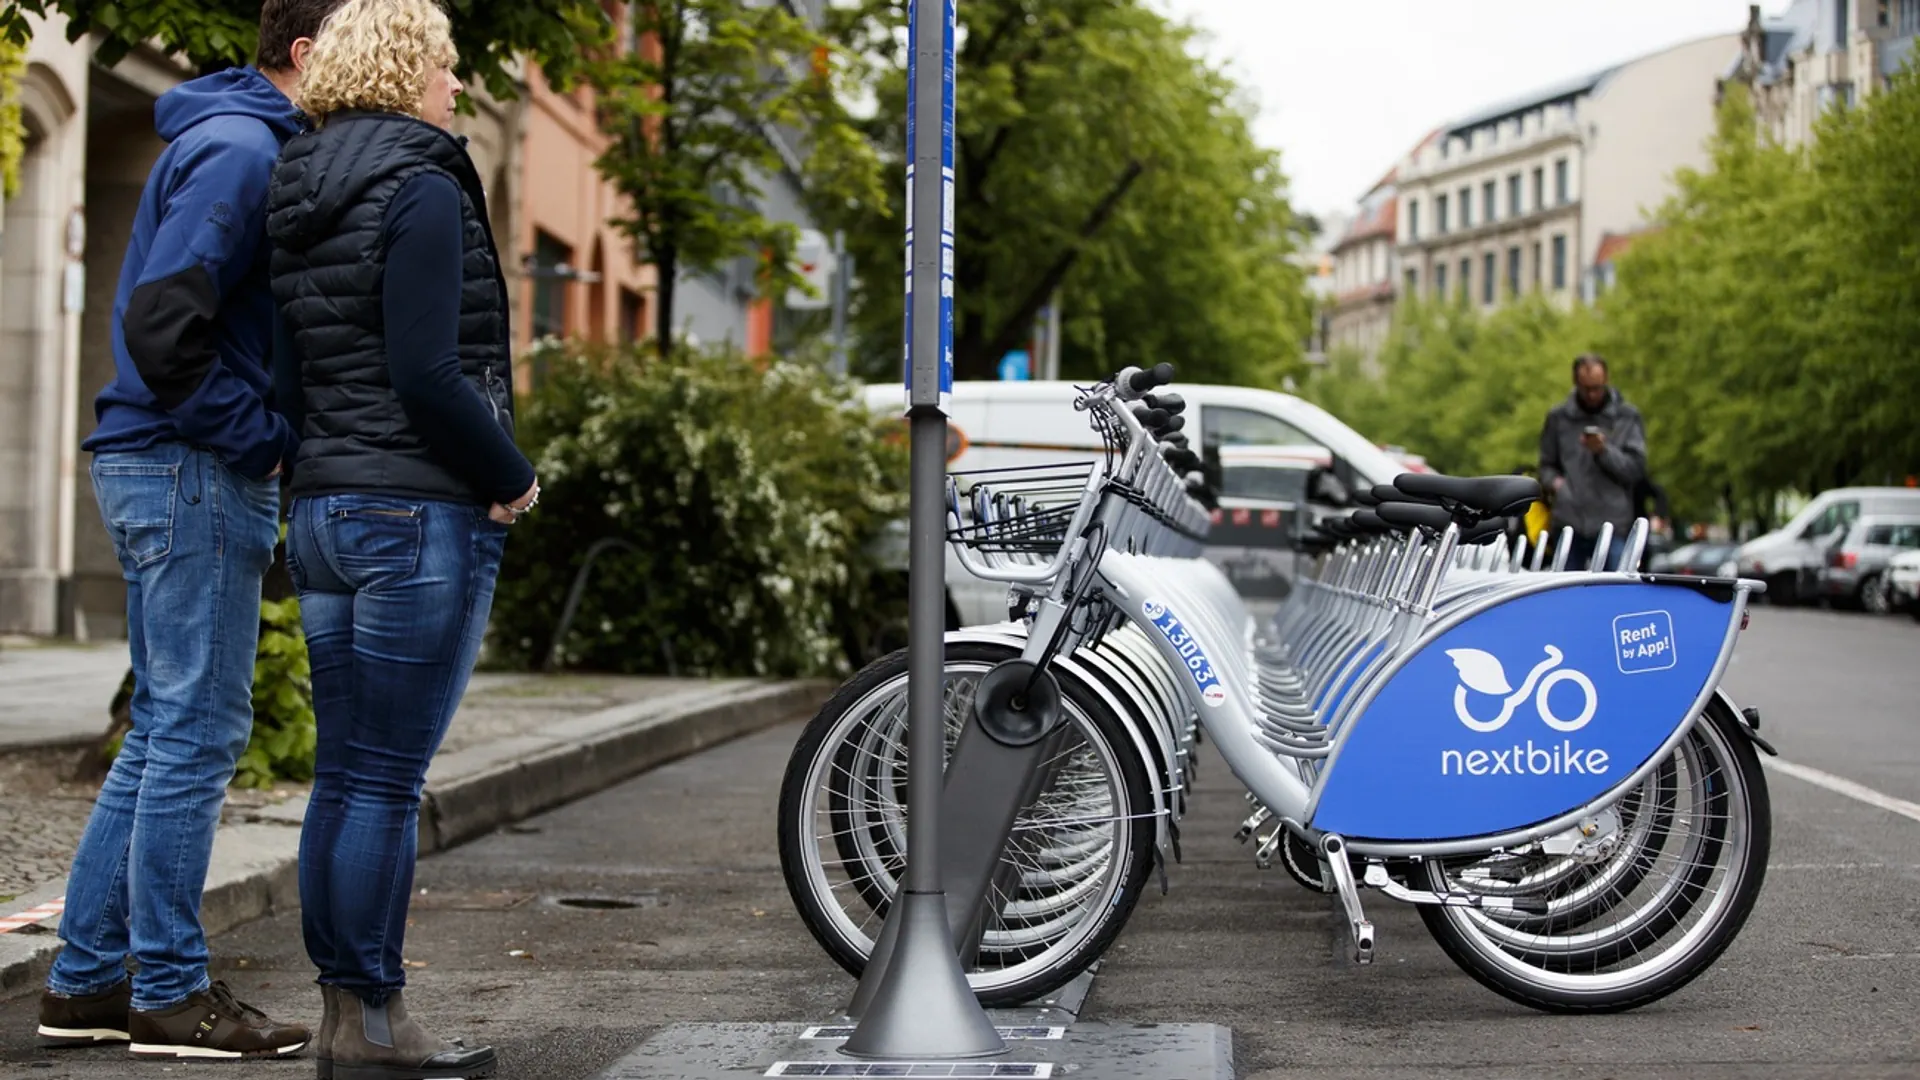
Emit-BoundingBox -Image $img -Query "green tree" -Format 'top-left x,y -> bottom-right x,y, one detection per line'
1804,60 -> 1920,486
825,0 -> 1311,385
1604,83 -> 1827,525
0,0 -> 611,101
588,0 -> 883,348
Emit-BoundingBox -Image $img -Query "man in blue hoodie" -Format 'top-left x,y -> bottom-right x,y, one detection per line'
38,0 -> 344,1061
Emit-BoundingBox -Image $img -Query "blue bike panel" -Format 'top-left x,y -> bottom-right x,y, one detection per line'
1310,582 -> 1736,842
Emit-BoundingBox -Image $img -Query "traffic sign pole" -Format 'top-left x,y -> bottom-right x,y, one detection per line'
839,0 -> 1005,1061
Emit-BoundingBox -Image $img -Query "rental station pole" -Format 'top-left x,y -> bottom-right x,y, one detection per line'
839,0 -> 1005,1061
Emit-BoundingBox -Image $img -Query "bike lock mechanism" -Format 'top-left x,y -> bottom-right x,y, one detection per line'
972,658 -> 1067,747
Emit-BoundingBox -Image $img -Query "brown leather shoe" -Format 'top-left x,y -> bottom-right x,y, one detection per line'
331,989 -> 495,1080
128,980 -> 311,1060
37,979 -> 131,1047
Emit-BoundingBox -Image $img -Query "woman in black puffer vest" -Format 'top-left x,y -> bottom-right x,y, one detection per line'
266,0 -> 533,1075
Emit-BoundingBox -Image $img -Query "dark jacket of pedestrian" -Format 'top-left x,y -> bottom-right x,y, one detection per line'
1538,386 -> 1647,539
82,68 -> 304,479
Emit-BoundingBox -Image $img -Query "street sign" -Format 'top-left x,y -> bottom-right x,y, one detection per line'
786,228 -> 835,311
999,349 -> 1031,381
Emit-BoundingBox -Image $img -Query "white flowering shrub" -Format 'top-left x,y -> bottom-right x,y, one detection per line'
488,339 -> 909,678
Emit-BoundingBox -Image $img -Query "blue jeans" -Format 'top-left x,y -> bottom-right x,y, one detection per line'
286,494 -> 506,1002
1566,532 -> 1628,572
50,446 -> 281,1011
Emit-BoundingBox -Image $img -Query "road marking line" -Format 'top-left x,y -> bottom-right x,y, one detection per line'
0,896 -> 64,934
1764,759 -> 1920,825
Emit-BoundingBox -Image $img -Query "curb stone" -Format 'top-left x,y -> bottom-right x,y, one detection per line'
0,678 -> 828,1003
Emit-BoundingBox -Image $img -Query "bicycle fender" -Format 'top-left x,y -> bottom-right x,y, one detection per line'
1308,578 -> 1745,844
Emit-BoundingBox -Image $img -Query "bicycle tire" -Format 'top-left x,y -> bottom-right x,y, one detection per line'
1416,696 -> 1771,1013
776,642 -> 1158,1007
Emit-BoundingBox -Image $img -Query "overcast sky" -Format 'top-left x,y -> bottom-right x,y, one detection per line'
1153,0 -> 1791,218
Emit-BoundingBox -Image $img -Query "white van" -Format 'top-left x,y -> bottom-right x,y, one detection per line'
1733,486 -> 1920,604
862,380 -> 1411,626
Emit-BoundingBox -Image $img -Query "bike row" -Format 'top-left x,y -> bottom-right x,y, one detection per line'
777,364 -> 1774,1015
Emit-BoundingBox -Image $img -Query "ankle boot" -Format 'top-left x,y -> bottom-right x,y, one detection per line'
316,986 -> 340,1080
330,989 -> 496,1080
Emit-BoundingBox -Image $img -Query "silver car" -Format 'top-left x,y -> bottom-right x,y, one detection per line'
1816,515 -> 1920,613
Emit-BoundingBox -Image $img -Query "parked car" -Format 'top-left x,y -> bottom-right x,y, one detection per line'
1886,548 -> 1920,619
863,380 -> 1409,626
1816,516 -> 1920,613
1733,487 -> 1920,604
1650,540 -> 1741,577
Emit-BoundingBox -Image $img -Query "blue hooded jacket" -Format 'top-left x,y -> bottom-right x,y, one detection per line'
82,67 -> 307,480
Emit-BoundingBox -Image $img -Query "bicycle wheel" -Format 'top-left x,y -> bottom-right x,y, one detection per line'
1417,696 -> 1770,1013
777,641 -> 1157,1006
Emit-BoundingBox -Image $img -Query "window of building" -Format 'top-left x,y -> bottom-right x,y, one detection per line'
1408,199 -> 1420,241
1901,0 -> 1919,34
1837,0 -> 1849,40
1459,187 -> 1473,228
1404,268 -> 1418,298
1507,246 -> 1522,296
1532,241 -> 1543,288
1435,263 -> 1448,297
1436,193 -> 1450,234
1554,158 -> 1570,205
1482,252 -> 1495,304
1533,167 -> 1545,210
1508,173 -> 1523,217
1482,181 -> 1497,224
619,288 -> 647,344
530,230 -> 571,340
1459,257 -> 1471,300
1551,234 -> 1568,290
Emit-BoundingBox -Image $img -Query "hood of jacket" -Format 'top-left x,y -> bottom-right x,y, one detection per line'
267,110 -> 473,254
154,66 -> 305,145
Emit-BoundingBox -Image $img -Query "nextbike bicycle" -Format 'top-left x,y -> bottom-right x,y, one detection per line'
777,364 -> 1774,1013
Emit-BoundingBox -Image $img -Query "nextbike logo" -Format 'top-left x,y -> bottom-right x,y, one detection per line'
1440,646 -> 1608,777
1142,598 -> 1228,708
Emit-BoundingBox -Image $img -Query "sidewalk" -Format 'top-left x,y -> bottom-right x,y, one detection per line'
0,637 -> 131,751
0,641 -> 828,999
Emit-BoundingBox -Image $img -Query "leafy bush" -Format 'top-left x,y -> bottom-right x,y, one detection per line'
487,340 -> 909,678
235,595 -> 317,789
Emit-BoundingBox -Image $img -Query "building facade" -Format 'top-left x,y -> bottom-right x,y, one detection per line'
1368,31 -> 1738,325
1722,0 -> 1919,147
1326,167 -> 1401,365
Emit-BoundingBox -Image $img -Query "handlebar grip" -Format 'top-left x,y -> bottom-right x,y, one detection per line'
1144,392 -> 1186,415
1126,362 -> 1176,394
1157,414 -> 1186,435
1132,405 -> 1171,429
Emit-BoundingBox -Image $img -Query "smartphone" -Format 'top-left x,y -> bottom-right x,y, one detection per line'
1582,425 -> 1602,437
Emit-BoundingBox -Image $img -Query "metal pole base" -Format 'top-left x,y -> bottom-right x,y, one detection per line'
838,891 -> 1006,1060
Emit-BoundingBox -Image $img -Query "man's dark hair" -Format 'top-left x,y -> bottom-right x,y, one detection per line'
1572,352 -> 1608,380
257,0 -> 347,71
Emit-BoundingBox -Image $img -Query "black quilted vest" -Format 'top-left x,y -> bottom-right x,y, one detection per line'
266,110 -> 514,504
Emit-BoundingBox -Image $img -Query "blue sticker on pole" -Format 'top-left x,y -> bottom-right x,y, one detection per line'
902,0 -> 957,411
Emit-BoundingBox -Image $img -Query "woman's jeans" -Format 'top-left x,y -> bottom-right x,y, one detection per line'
286,494 -> 507,1002
49,446 -> 280,1012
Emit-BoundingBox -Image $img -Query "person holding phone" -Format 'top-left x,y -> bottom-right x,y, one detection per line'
1538,353 -> 1647,571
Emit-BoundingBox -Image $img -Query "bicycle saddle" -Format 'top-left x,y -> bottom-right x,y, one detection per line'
1392,473 -> 1541,518
1349,509 -> 1396,535
1374,501 -> 1454,533
1459,518 -> 1508,546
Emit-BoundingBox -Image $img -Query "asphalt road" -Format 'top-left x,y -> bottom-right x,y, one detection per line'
2,608 -> 1916,1079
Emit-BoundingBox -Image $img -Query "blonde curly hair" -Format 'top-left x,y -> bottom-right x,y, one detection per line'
295,0 -> 457,121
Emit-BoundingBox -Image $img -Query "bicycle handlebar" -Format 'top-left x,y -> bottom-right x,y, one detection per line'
1119,362 -> 1176,398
